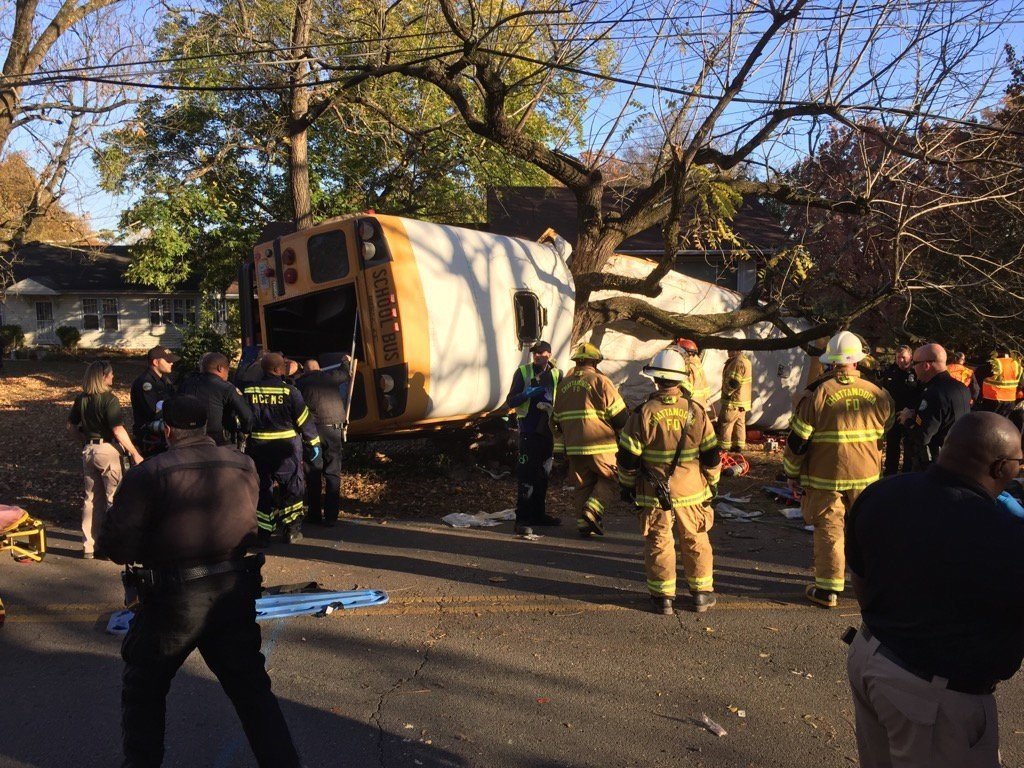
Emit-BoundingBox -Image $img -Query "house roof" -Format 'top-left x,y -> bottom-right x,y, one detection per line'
7,243 -> 202,295
486,186 -> 790,254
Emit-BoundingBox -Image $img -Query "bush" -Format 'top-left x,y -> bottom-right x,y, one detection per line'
1,324 -> 25,352
175,321 -> 240,379
55,325 -> 82,349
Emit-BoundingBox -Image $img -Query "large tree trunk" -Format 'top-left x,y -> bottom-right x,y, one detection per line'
0,88 -> 20,152
287,0 -> 313,230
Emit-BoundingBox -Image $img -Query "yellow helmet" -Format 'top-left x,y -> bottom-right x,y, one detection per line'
570,342 -> 603,362
820,330 -> 866,365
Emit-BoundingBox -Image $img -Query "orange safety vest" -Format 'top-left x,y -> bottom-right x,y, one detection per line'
981,357 -> 1022,402
946,363 -> 973,387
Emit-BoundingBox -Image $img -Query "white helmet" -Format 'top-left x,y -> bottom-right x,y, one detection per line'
820,330 -> 866,364
642,348 -> 690,383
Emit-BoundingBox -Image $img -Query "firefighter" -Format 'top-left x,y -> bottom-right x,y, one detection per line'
243,353 -> 321,545
551,342 -> 628,537
618,348 -> 722,614
131,346 -> 178,457
505,340 -> 562,535
783,331 -> 894,608
674,338 -> 711,412
974,347 -> 1023,416
717,348 -> 752,452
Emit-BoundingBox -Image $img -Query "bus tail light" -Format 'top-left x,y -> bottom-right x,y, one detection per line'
283,268 -> 298,284
357,217 -> 392,267
374,363 -> 407,419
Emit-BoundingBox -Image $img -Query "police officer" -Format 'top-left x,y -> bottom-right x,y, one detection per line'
877,345 -> 919,474
551,342 -> 628,537
898,343 -> 970,470
243,352 -> 321,545
618,348 -> 722,614
295,354 -> 351,526
131,346 -> 178,457
96,396 -> 300,768
176,352 -> 253,445
505,340 -> 562,535
783,331 -> 894,608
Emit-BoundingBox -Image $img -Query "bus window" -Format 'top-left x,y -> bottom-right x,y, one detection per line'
308,230 -> 351,283
513,290 -> 547,348
349,370 -> 368,422
264,285 -> 359,361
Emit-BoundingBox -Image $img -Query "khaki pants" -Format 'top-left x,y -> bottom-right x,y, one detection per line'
567,453 -> 618,533
847,630 -> 999,768
801,487 -> 861,592
717,406 -> 747,451
81,443 -> 122,554
640,503 -> 714,596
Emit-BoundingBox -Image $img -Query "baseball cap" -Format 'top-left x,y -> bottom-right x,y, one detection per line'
162,396 -> 208,429
530,341 -> 552,354
148,345 -> 181,363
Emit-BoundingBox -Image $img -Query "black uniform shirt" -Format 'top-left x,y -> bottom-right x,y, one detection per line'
910,371 -> 971,460
878,363 -> 920,410
177,372 -> 254,444
69,391 -> 123,441
98,435 -> 258,566
847,466 -> 1024,687
130,368 -> 175,432
295,368 -> 350,426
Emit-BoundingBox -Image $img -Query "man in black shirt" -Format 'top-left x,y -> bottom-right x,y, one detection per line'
295,355 -> 350,526
898,343 -> 971,470
877,345 -> 919,474
98,396 -> 300,767
846,411 -> 1024,768
177,352 -> 253,445
131,346 -> 178,457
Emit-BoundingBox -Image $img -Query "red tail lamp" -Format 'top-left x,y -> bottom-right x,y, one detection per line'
283,268 -> 298,284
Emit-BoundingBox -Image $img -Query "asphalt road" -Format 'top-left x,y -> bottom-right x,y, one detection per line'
4,501 -> 1024,768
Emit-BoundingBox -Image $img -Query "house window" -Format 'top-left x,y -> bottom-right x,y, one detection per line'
82,298 -> 99,330
102,298 -> 119,331
150,297 -> 196,327
83,298 -> 119,330
35,301 -> 54,334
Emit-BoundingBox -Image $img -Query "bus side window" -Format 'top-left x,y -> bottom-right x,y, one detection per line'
513,290 -> 546,348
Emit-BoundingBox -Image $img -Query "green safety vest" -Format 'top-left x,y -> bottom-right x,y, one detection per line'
515,363 -> 561,418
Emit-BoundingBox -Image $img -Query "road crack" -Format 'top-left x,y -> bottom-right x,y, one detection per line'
371,591 -> 448,768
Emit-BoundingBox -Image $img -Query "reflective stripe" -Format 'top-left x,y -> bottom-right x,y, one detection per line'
809,428 -> 886,443
250,429 -> 298,440
790,416 -> 814,439
515,364 -> 561,417
296,407 -> 310,427
244,386 -> 290,395
584,497 -> 605,513
699,434 -> 718,451
642,447 -> 699,463
783,456 -> 802,477
801,473 -> 878,491
308,436 -> 321,446
617,468 -> 636,485
647,578 -> 676,596
556,409 -> 604,421
637,486 -> 711,508
553,439 -> 565,453
565,443 -> 618,456
722,399 -> 751,408
703,465 -> 721,484
687,575 -> 713,590
280,501 -> 304,525
618,433 -> 644,456
606,398 -> 626,418
815,577 -> 846,592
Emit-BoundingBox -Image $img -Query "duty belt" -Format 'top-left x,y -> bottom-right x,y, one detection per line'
85,438 -> 108,445
847,624 -> 996,696
133,553 -> 264,591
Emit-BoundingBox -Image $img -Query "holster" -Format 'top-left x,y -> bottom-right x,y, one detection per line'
643,469 -> 673,511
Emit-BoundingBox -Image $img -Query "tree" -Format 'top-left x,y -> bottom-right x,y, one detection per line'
1,0 -> 142,288
97,0 -> 574,289
781,47 -> 1024,353
348,0 -> 1024,349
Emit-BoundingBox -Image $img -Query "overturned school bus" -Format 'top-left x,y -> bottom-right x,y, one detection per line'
240,214 -> 575,438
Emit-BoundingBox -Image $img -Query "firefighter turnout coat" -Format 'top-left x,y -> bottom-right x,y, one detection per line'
686,356 -> 711,408
618,386 -> 722,596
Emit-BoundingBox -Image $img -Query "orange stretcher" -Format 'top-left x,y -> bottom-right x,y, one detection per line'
0,504 -> 46,563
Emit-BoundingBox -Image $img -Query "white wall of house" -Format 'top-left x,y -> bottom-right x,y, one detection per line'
0,292 -> 200,349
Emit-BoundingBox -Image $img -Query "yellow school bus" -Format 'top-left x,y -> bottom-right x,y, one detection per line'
239,214 -> 575,438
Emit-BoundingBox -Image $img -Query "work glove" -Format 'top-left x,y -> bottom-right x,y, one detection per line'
523,385 -> 546,399
620,486 -> 636,504
304,444 -> 324,471
707,483 -> 719,502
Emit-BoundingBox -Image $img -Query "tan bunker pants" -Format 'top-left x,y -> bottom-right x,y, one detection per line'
801,487 -> 862,592
640,503 -> 714,596
717,406 -> 747,451
568,453 -> 618,534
